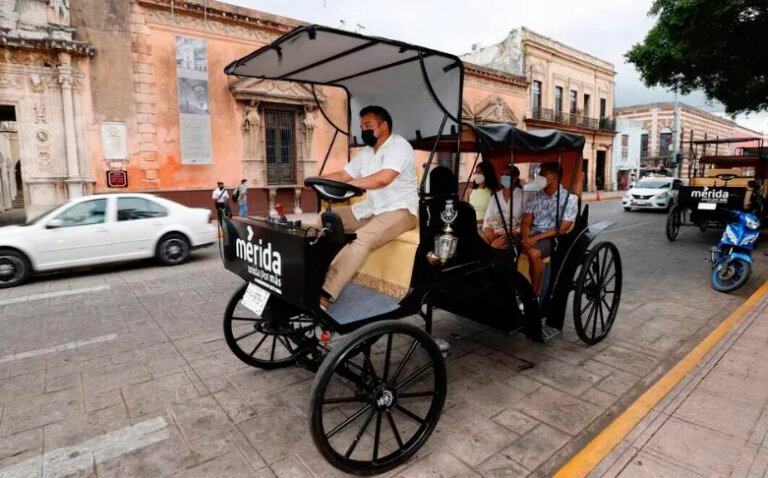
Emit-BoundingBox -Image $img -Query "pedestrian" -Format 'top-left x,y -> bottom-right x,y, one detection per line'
234,179 -> 248,216
212,181 -> 230,223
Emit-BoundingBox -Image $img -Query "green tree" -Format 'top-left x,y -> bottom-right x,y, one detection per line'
627,0 -> 768,115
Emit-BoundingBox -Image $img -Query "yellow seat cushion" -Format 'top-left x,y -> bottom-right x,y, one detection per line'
355,226 -> 420,298
690,177 -> 751,188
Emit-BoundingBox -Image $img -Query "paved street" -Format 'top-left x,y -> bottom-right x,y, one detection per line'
0,199 -> 765,477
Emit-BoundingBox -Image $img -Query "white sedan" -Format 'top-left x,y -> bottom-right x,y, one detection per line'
623,177 -> 684,212
0,193 -> 217,288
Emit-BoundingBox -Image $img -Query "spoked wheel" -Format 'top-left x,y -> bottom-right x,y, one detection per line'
223,282 -> 320,370
573,242 -> 622,345
666,206 -> 681,241
309,321 -> 446,475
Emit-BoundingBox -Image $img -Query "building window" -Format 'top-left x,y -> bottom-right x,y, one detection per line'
570,90 -> 578,114
532,80 -> 542,111
659,127 -> 673,157
621,134 -> 629,160
264,108 -> 298,185
640,132 -> 649,157
600,98 -> 607,118
554,86 -> 563,115
584,94 -> 591,117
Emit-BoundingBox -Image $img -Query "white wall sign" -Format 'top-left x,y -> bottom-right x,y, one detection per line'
175,36 -> 212,165
100,122 -> 127,160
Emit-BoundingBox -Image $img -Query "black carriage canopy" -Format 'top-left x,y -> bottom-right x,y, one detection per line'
224,25 -> 463,146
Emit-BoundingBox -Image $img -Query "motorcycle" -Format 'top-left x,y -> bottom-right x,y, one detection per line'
710,208 -> 760,292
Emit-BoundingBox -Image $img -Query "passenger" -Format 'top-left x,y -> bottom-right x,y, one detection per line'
521,162 -> 578,295
317,105 -> 418,307
482,164 -> 523,249
464,161 -> 500,228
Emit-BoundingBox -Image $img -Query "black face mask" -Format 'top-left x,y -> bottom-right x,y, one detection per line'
361,129 -> 377,147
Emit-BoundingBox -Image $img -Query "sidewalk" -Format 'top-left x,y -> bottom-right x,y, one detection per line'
582,190 -> 624,202
579,281 -> 768,477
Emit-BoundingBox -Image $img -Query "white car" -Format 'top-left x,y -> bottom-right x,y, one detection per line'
623,177 -> 684,212
0,193 -> 217,288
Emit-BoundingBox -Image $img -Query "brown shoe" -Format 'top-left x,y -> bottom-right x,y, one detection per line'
319,295 -> 331,311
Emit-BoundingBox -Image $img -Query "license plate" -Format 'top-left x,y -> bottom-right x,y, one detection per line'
698,202 -> 717,210
633,201 -> 647,205
241,282 -> 270,316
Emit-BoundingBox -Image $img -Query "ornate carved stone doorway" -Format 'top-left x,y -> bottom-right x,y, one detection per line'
230,78 -> 325,216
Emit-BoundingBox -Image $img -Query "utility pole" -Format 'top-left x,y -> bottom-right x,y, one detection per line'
672,84 -> 681,177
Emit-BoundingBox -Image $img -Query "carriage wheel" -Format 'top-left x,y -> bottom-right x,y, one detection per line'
666,206 -> 681,241
309,321 -> 446,475
573,242 -> 622,345
223,282 -> 319,370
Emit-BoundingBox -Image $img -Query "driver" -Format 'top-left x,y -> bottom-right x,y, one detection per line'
521,162 -> 578,296
318,105 -> 418,307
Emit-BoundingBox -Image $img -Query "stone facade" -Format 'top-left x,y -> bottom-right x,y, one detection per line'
462,27 -> 618,192
614,102 -> 764,177
0,0 -> 95,217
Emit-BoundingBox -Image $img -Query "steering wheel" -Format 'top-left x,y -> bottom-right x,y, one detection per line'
716,173 -> 737,182
304,177 -> 365,204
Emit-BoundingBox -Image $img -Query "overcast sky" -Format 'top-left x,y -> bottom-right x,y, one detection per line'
228,0 -> 768,133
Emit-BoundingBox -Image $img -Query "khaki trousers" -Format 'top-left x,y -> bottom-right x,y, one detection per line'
322,206 -> 418,300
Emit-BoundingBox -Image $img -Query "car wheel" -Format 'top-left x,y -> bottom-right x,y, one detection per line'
624,207 -> 632,212
156,233 -> 190,266
0,249 -> 31,289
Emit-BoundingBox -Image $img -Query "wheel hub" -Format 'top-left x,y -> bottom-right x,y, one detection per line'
167,243 -> 181,257
374,388 -> 396,411
0,262 -> 14,279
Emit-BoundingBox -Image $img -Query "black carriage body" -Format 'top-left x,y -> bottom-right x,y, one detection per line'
221,217 -> 341,310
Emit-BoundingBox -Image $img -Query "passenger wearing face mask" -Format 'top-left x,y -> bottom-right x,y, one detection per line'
521,162 -> 579,295
482,164 -> 523,248
464,161 -> 500,228
317,105 -> 418,307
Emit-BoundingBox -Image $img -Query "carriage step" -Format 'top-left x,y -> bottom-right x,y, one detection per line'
541,324 -> 562,342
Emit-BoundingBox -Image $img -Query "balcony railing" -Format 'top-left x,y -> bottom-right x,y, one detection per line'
527,107 -> 615,131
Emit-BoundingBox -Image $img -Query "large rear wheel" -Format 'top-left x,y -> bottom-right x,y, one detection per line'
573,242 -> 622,345
223,282 -> 320,370
309,321 -> 446,475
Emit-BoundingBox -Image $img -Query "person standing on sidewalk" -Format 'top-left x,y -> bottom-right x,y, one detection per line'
234,179 -> 249,217
212,181 -> 230,223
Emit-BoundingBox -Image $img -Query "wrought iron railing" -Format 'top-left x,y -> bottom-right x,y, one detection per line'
527,108 -> 616,131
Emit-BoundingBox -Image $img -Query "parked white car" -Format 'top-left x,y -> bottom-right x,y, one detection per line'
0,193 -> 217,288
623,177 -> 684,212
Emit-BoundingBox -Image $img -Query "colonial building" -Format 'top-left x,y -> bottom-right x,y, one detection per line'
1,0 -> 530,217
614,102 -> 763,177
611,118 -> 643,190
462,27 -> 618,192
0,0 -> 95,217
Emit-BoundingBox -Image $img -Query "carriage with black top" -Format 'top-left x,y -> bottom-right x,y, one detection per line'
219,25 -> 623,475
666,137 -> 767,241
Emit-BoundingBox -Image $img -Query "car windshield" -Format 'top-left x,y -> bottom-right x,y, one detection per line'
23,204 -> 64,226
636,181 -> 670,189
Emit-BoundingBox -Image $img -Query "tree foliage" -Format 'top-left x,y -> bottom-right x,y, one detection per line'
627,0 -> 768,114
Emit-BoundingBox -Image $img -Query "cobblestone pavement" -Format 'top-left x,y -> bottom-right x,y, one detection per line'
0,201 -> 764,477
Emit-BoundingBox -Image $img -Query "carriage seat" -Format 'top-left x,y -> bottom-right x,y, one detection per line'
691,177 -> 751,188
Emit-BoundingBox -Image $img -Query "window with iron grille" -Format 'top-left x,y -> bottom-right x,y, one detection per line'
532,81 -> 542,110
554,86 -> 563,115
264,108 -> 297,185
570,90 -> 578,114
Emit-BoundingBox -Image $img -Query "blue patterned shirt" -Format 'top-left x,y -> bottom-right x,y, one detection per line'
523,186 -> 578,234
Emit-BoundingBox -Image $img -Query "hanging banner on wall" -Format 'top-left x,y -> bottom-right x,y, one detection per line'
175,36 -> 212,165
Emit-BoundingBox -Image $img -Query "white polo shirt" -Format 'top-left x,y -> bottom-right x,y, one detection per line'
344,134 -> 418,220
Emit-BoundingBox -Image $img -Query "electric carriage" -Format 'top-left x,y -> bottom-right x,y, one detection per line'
219,25 -> 623,475
667,137 -> 767,241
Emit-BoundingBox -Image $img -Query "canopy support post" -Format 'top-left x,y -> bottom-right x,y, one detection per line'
420,113 -> 448,194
